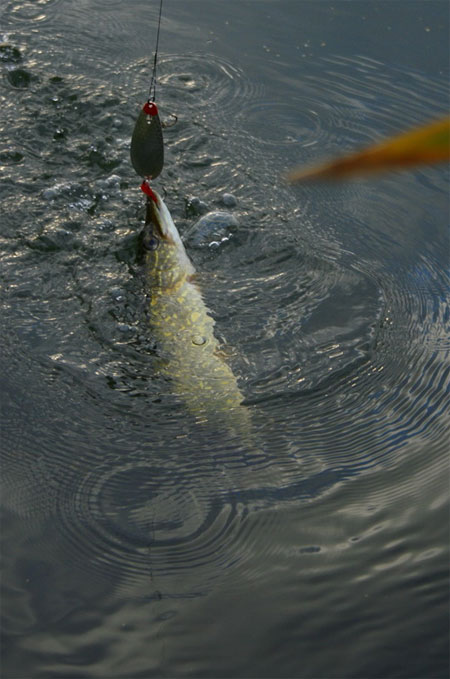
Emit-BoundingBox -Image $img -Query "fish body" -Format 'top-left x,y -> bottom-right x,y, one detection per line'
145,191 -> 249,431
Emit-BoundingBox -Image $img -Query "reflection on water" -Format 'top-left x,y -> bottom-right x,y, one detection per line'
1,0 -> 448,677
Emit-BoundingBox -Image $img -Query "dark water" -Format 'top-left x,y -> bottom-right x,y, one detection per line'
1,1 -> 449,677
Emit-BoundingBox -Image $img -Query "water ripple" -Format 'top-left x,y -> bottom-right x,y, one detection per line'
237,54 -> 448,162
53,460 -> 245,593
2,0 -> 62,26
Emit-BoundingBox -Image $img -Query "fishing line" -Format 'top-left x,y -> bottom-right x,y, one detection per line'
148,0 -> 164,103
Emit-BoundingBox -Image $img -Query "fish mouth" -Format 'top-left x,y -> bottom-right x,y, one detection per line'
145,191 -> 178,247
146,193 -> 166,241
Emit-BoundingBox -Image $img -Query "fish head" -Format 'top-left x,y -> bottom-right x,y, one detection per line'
144,190 -> 195,292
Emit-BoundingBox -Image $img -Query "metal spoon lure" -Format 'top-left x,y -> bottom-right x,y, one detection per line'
130,100 -> 164,180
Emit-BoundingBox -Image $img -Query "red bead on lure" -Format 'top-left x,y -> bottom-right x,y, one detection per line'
143,101 -> 158,116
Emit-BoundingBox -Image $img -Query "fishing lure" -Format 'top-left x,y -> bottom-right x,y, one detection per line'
130,0 -> 165,182
130,100 -> 164,179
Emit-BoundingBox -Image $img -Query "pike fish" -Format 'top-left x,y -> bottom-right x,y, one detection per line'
144,191 -> 250,433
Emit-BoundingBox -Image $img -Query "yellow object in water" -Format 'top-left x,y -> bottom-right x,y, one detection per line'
286,115 -> 450,182
144,191 -> 249,433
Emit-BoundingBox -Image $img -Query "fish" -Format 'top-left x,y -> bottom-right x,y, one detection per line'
144,190 -> 250,434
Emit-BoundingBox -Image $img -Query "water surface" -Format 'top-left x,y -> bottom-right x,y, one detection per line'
1,1 -> 448,677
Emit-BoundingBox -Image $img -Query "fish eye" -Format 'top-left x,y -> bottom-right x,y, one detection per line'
143,234 -> 159,251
